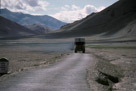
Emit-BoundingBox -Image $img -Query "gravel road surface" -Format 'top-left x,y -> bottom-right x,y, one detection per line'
0,53 -> 92,91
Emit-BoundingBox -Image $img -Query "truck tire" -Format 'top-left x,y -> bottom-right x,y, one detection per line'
83,50 -> 85,53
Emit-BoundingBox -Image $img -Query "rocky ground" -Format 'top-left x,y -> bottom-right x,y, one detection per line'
87,47 -> 136,91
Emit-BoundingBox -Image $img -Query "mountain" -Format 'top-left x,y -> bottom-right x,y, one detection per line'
51,0 -> 136,39
0,9 -> 66,30
24,24 -> 53,34
0,16 -> 37,38
59,12 -> 97,32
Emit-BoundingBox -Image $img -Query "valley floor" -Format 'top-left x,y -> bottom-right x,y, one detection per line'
0,38 -> 136,91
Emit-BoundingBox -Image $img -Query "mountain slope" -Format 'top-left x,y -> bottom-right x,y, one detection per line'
0,9 -> 66,30
55,0 -> 136,38
0,16 -> 37,38
24,24 -> 53,34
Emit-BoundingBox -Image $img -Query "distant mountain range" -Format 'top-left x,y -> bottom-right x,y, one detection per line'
0,16 -> 55,38
0,9 -> 66,30
0,16 -> 37,38
47,0 -> 136,39
24,24 -> 53,34
0,0 -> 136,40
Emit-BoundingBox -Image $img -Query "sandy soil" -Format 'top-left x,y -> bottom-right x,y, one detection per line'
87,47 -> 136,91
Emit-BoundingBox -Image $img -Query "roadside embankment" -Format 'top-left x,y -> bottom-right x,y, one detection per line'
87,47 -> 136,91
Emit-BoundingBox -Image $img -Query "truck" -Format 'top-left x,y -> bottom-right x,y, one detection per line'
74,38 -> 85,53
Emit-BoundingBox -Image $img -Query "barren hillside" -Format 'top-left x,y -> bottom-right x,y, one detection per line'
48,0 -> 136,39
0,16 -> 36,38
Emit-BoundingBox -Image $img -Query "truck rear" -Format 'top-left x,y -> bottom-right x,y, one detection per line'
74,38 -> 85,53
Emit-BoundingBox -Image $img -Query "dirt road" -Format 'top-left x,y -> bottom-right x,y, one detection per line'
0,53 -> 92,91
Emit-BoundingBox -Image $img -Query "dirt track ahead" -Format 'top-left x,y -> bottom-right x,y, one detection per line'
0,53 -> 92,91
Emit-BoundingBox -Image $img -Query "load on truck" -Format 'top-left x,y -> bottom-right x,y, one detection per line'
74,38 -> 85,53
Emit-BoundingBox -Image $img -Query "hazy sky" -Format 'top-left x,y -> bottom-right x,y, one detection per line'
1,0 -> 118,23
